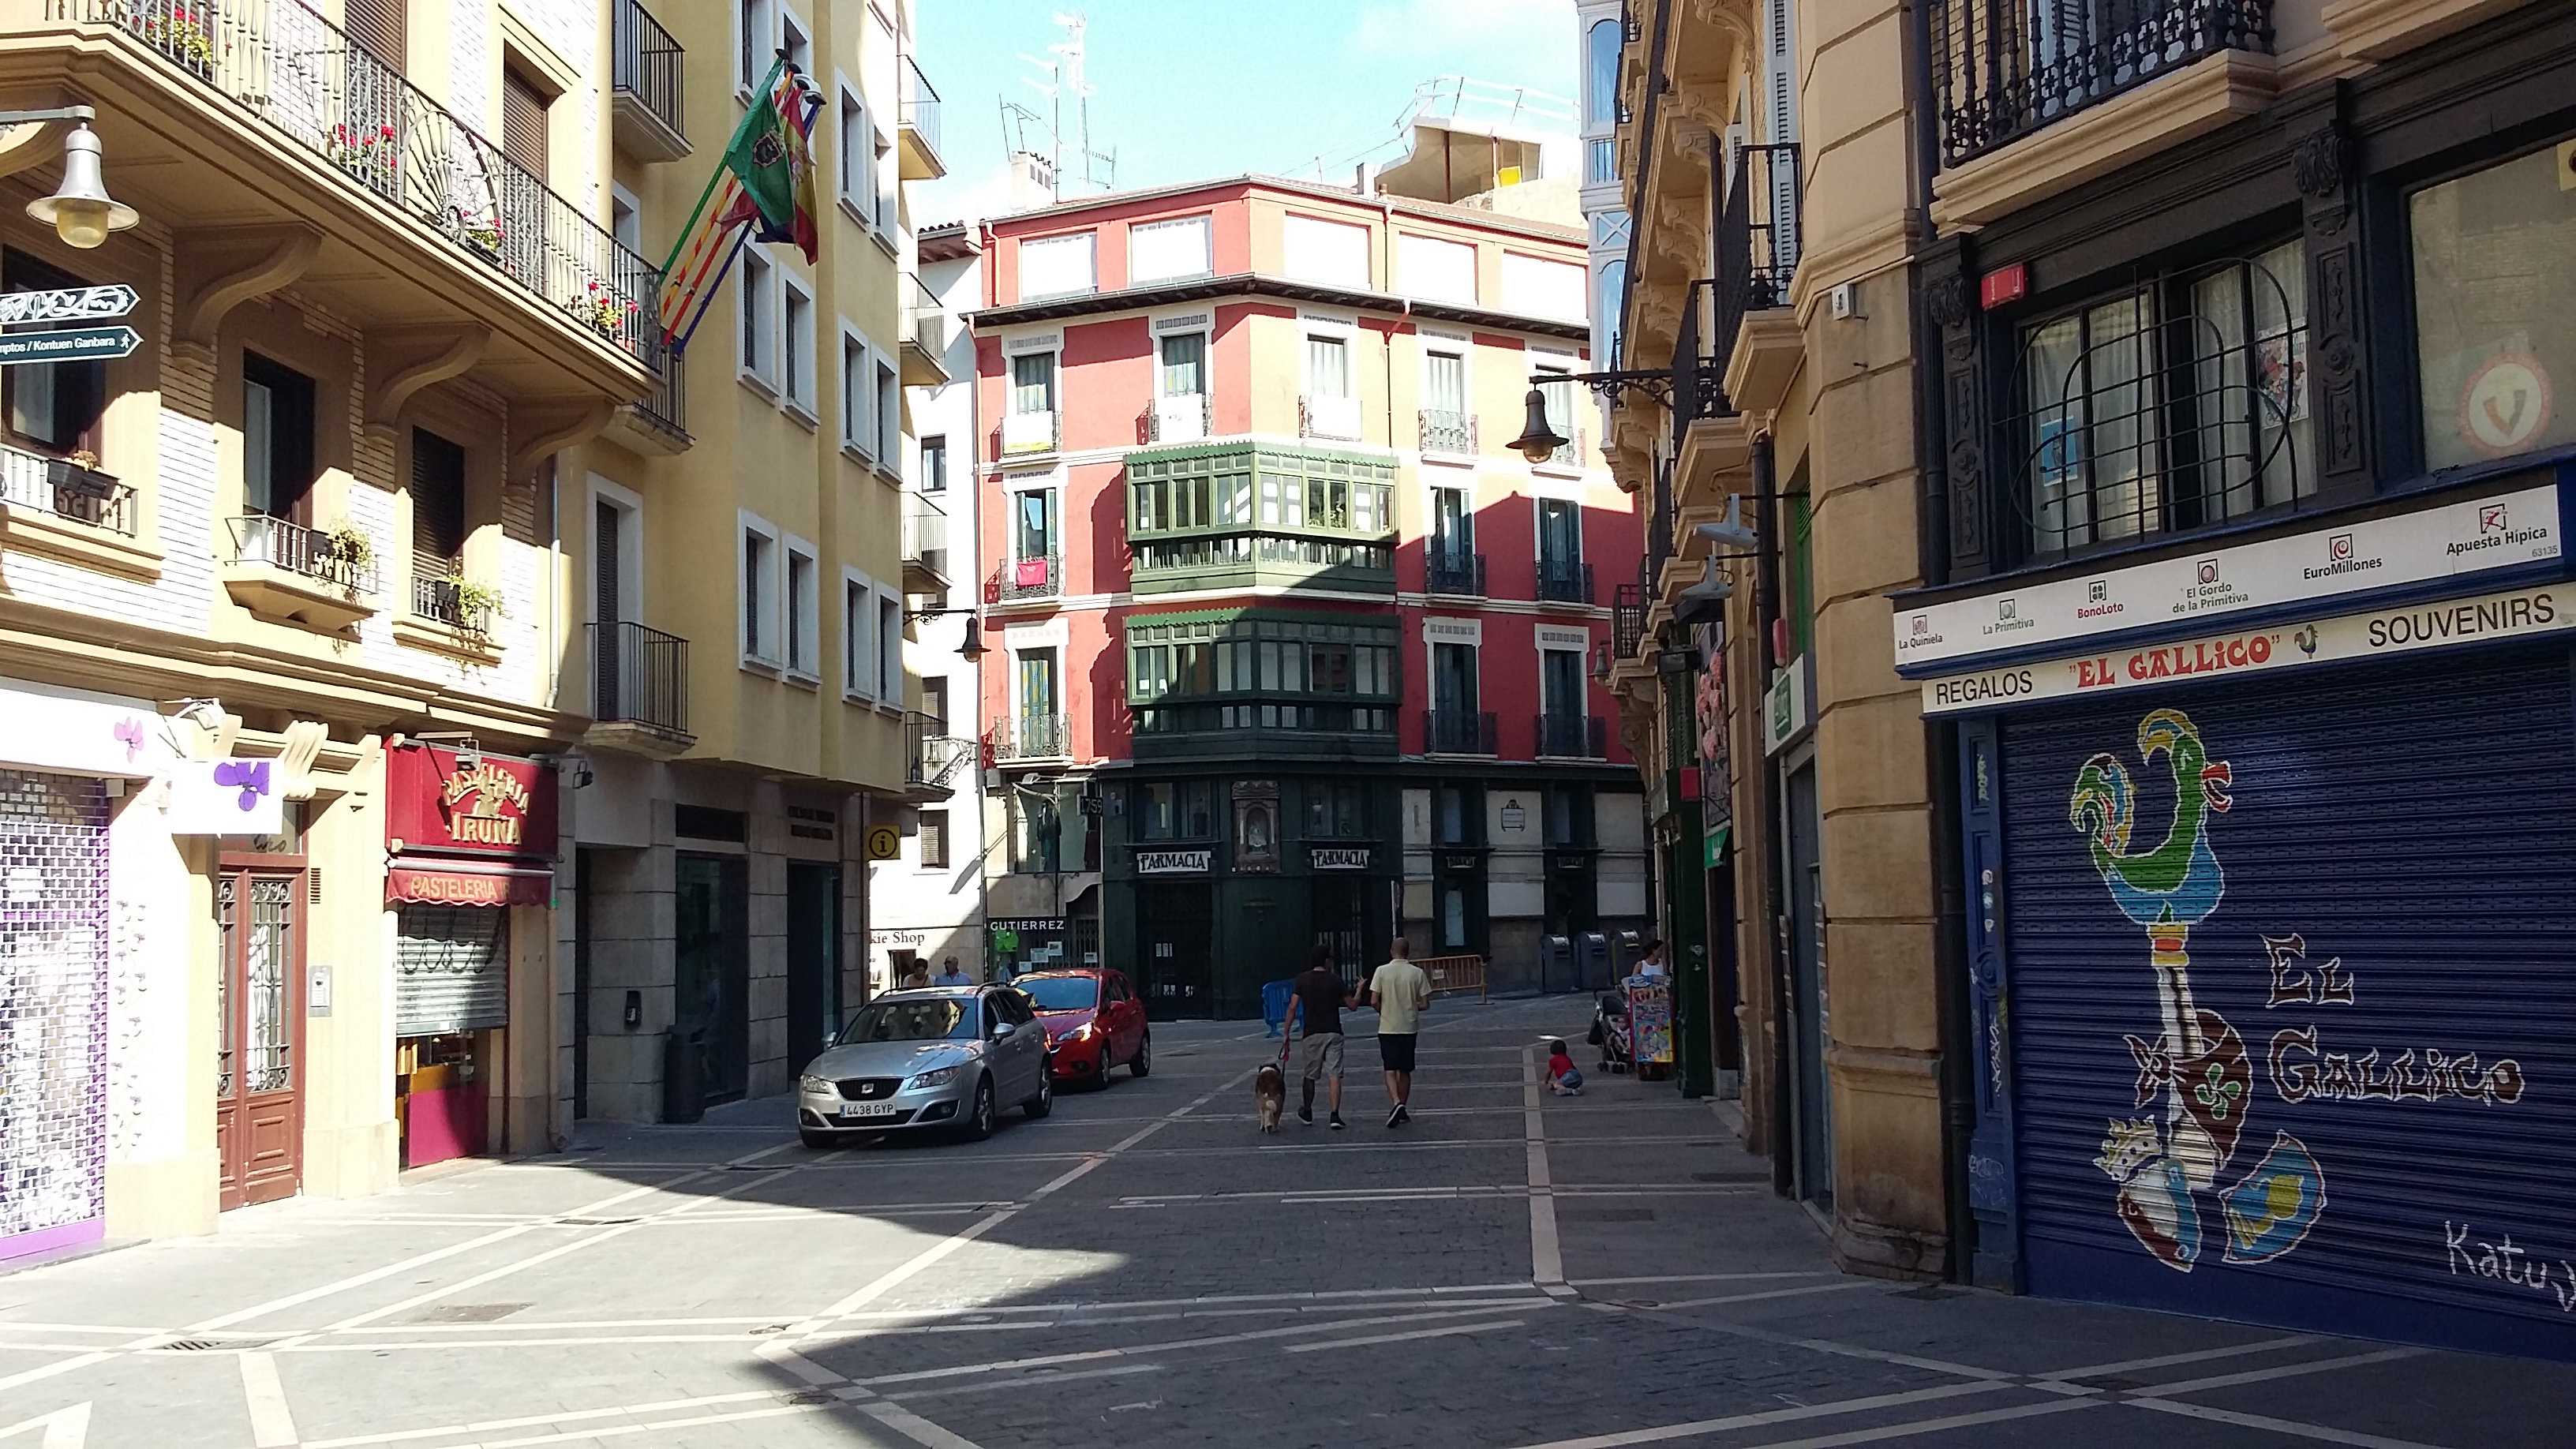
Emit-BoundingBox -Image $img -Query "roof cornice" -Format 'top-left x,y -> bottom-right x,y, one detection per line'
964,272 -> 1590,343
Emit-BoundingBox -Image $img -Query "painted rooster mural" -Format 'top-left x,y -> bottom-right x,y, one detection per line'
2069,709 -> 2324,1271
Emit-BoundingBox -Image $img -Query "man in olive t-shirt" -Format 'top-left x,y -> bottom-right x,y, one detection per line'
1286,945 -> 1354,1129
1368,938 -> 1433,1128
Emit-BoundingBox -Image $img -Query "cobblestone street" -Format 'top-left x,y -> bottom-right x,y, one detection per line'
1,996 -> 2568,1448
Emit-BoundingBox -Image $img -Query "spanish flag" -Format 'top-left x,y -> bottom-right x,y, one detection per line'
654,56 -> 824,350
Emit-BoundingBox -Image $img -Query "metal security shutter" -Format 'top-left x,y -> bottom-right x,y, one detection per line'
0,771 -> 108,1252
395,905 -> 509,1037
1997,644 -> 2576,1358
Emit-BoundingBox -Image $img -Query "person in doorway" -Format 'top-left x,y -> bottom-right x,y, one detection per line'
900,962 -> 931,990
1368,937 -> 1432,1128
1633,938 -> 1669,979
932,955 -> 975,988
1286,945 -> 1355,1130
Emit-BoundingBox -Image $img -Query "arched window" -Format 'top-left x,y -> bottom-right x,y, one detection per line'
1586,20 -> 1621,128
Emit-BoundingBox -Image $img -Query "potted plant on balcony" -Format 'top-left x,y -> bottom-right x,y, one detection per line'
330,122 -> 399,189
47,448 -> 116,500
455,210 -> 505,260
582,282 -> 637,343
446,573 -> 506,639
133,3 -> 218,76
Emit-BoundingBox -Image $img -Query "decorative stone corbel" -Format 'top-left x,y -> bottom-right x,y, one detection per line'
171,224 -> 322,365
362,324 -> 492,440
507,399 -> 616,481
277,720 -> 328,801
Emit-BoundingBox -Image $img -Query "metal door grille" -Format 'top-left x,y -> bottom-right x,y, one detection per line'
395,905 -> 509,1037
0,770 -> 109,1249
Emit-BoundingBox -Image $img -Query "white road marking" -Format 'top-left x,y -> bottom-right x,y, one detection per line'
1283,1318 -> 1527,1352
1569,1273 -> 1833,1287
2126,1397 -> 2451,1447
300,1392 -> 777,1448
1524,1042 -> 1567,1295
2125,1347 -> 2424,1397
856,1400 -> 987,1449
1722,1398 -> 2102,1448
833,1304 -> 1545,1386
0,1402 -> 88,1448
2030,1334 -> 2316,1383
1502,1380 -> 2020,1447
0,1356 -> 111,1395
238,1351 -> 298,1447
881,1363 -> 1165,1401
1637,1282 -> 1878,1310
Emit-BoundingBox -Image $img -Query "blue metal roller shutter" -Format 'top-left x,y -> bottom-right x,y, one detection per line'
1998,643 -> 2576,1359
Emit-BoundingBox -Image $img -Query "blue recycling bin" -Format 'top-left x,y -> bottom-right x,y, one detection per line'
1262,978 -> 1296,1037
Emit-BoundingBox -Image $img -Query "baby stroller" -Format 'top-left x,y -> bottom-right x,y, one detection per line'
1587,990 -> 1632,1074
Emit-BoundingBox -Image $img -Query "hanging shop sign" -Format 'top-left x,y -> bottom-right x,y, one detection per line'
1310,847 -> 1372,871
386,859 -> 552,908
1764,655 -> 1813,756
1136,848 -> 1212,874
1920,584 -> 2574,716
385,745 -> 559,859
0,325 -> 138,365
1893,485 -> 2561,671
159,758 -> 283,835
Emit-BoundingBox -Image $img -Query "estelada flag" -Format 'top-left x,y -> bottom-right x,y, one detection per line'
653,57 -> 824,350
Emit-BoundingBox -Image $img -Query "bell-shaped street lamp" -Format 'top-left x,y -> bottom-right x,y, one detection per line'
1507,385 -> 1567,463
27,123 -> 138,250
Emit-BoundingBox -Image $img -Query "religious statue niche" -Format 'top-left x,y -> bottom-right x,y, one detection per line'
1234,780 -> 1280,873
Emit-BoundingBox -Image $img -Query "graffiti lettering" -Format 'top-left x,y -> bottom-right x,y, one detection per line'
2446,1221 -> 2576,1314
2262,934 -> 2354,1008
2270,1028 -> 2526,1106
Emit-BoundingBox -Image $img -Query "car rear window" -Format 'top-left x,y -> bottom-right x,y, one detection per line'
1017,975 -> 1101,1012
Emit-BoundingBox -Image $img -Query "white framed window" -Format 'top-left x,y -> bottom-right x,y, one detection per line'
1305,334 -> 1353,399
842,569 -> 878,700
1019,232 -> 1098,301
836,80 -> 871,224
1283,215 -> 1371,288
877,586 -> 903,703
1398,232 -> 1478,305
610,183 -> 641,256
839,325 -> 871,458
784,537 -> 819,680
738,247 -> 776,393
1421,344 -> 1471,453
781,271 -> 816,417
875,356 -> 899,465
874,127 -> 895,234
1130,215 -> 1212,284
735,0 -> 770,97
777,5 -> 811,78
739,511 -> 781,667
1009,349 -> 1058,414
1502,251 -> 1589,320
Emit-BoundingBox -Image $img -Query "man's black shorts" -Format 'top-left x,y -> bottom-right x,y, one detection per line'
1378,1032 -> 1418,1073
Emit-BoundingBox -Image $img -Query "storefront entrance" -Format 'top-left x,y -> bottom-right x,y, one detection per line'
676,852 -> 751,1103
0,771 -> 111,1254
1784,762 -> 1831,1206
1309,876 -> 1376,979
785,863 -> 841,1067
217,860 -> 305,1209
1136,883 -> 1213,1018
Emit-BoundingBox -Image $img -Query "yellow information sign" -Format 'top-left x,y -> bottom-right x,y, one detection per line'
865,826 -> 901,860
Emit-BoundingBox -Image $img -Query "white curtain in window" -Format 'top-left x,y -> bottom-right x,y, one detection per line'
1398,234 -> 1477,305
1283,216 -> 1371,288
1018,233 -> 1097,299
1306,337 -> 1351,399
1131,216 -> 1212,283
1503,253 -> 1588,320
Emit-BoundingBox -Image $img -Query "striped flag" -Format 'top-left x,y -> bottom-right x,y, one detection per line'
654,57 -> 824,351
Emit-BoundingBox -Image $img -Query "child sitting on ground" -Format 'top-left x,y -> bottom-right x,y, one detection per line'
1543,1039 -> 1583,1096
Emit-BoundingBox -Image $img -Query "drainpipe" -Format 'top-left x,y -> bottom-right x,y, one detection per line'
1903,0 -> 1975,1282
1750,428 -> 1792,1199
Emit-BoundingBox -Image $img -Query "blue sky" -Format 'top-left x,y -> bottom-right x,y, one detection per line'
910,0 -> 1578,224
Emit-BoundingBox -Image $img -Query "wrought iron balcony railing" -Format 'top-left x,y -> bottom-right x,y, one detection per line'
85,0 -> 660,358
1424,549 -> 1486,597
590,620 -> 687,735
409,573 -> 492,631
898,52 -> 942,164
609,0 -> 684,150
1419,407 -> 1476,455
1612,582 -> 1646,661
1930,0 -> 2275,168
0,444 -> 134,536
1537,560 -> 1595,605
631,331 -> 685,438
1537,712 -> 1607,759
993,713 -> 1069,761
1714,144 -> 1800,369
1425,710 -> 1499,755
994,550 -> 1062,602
1144,393 -> 1210,444
904,492 -> 949,580
1300,394 -> 1363,442
905,710 -> 972,789
227,515 -> 377,593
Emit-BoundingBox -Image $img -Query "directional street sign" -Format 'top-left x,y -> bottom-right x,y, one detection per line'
0,326 -> 140,366
0,283 -> 138,326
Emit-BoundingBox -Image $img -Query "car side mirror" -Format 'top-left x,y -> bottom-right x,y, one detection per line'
990,1020 -> 1012,1039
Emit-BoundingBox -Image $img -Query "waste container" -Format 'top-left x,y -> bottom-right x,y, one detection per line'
661,1030 -> 706,1124
1541,934 -> 1573,994
1579,931 -> 1612,990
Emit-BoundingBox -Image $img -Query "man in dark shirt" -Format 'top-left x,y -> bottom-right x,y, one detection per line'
1285,945 -> 1355,1129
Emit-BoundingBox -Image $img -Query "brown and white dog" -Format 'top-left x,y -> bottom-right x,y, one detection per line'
1254,1061 -> 1287,1133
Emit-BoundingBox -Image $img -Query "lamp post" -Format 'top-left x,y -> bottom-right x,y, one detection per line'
7,108 -> 140,249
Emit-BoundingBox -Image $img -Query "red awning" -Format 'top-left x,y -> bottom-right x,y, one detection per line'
387,858 -> 554,908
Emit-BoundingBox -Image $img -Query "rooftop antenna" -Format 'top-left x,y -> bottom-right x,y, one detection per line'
1009,9 -> 1116,201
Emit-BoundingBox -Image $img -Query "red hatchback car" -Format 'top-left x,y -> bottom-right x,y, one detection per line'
1015,968 -> 1150,1088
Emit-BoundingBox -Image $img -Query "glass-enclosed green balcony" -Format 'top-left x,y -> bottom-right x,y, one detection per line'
1125,608 -> 1400,760
1126,441 -> 1398,595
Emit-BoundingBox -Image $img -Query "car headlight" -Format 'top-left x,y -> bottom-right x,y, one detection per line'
905,1066 -> 960,1091
1067,1024 -> 1094,1043
799,1074 -> 834,1095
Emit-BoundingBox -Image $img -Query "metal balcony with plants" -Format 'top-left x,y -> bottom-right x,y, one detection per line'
990,713 -> 1069,762
992,551 -> 1061,604
228,515 -> 375,593
1425,548 -> 1487,598
609,0 -> 686,162
1929,0 -> 2275,168
1425,709 -> 1499,756
1536,712 -> 1606,759
906,710 -> 972,791
89,0 -> 659,357
409,573 -> 496,634
588,620 -> 688,738
0,443 -> 133,537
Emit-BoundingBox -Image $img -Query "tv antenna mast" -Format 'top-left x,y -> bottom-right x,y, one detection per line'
1000,9 -> 1116,201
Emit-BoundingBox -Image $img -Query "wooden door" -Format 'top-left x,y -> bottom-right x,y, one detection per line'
216,865 -> 305,1210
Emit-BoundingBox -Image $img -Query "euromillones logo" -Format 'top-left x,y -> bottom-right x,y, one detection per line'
2328,534 -> 2353,563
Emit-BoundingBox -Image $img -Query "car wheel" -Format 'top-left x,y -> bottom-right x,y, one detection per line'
1024,1069 -> 1054,1119
1130,1032 -> 1151,1078
960,1076 -> 995,1141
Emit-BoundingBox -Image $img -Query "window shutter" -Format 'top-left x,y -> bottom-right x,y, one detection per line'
503,68 -> 549,183
410,429 -> 466,578
348,0 -> 406,69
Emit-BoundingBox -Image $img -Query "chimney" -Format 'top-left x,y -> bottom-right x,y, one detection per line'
1354,163 -> 1378,197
